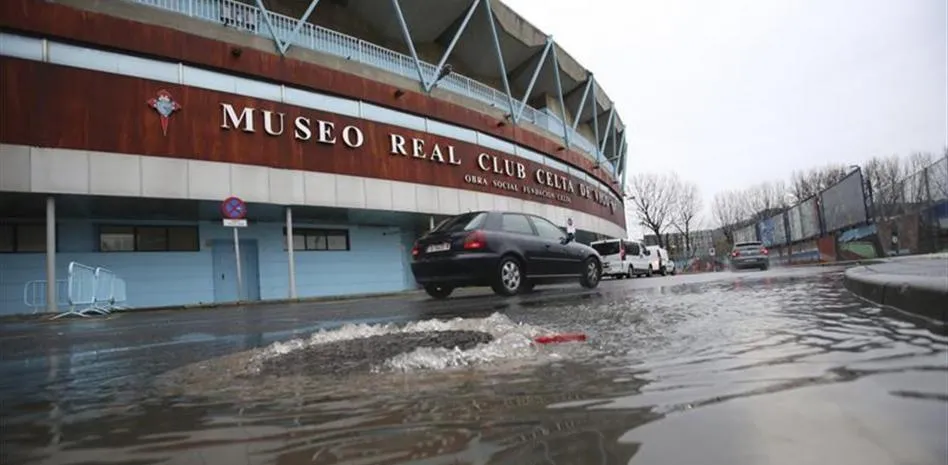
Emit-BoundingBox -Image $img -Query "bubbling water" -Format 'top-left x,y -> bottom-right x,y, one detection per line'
250,312 -> 593,374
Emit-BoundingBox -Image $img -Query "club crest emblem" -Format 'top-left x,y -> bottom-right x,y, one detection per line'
147,90 -> 182,136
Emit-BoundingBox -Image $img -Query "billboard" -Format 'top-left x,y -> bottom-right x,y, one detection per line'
799,198 -> 821,239
758,213 -> 787,247
820,170 -> 868,233
759,218 -> 774,246
788,204 -> 803,242
734,224 -> 757,244
772,212 -> 787,245
788,197 -> 820,241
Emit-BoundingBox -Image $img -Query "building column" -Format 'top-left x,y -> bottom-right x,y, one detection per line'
45,195 -> 57,314
286,207 -> 297,299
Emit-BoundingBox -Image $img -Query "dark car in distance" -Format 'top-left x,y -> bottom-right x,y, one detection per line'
410,211 -> 603,299
730,241 -> 771,271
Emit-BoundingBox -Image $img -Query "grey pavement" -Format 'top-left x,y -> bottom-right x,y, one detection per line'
844,253 -> 948,323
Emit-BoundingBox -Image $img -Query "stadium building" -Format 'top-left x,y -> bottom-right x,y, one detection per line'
0,0 -> 629,315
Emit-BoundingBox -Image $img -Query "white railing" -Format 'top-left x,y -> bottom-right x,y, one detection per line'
22,279 -> 70,314
40,262 -> 130,319
127,0 -> 618,175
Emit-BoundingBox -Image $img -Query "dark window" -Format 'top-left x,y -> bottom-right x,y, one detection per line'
284,228 -> 350,251
168,227 -> 200,251
501,214 -> 535,235
136,226 -> 169,252
592,241 -> 621,256
0,223 -> 52,253
530,216 -> 566,241
100,226 -> 135,251
99,225 -> 199,252
433,212 -> 487,233
625,241 -> 641,255
0,225 -> 11,252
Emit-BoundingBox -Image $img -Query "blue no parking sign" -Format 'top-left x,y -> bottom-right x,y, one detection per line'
220,196 -> 247,300
220,196 -> 247,220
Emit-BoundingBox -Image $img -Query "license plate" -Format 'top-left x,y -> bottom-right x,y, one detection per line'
426,243 -> 451,253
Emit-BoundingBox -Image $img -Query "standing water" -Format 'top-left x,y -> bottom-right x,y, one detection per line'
1,269 -> 946,464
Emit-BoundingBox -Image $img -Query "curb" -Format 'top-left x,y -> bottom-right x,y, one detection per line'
843,266 -> 948,324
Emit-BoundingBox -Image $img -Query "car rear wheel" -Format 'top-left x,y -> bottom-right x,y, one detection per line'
424,284 -> 454,299
492,256 -> 524,296
580,257 -> 602,289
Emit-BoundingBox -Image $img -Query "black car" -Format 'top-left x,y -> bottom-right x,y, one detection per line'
410,211 -> 603,299
730,241 -> 771,271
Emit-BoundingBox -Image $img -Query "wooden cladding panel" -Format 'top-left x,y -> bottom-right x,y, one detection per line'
0,0 -> 622,197
0,58 -> 623,224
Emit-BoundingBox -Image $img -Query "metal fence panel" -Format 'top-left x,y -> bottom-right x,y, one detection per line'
67,262 -> 97,306
22,279 -> 70,313
94,268 -> 116,305
929,157 -> 948,202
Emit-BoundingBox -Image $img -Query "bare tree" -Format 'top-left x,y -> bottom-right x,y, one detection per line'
862,154 -> 903,212
711,189 -> 749,244
671,181 -> 701,256
789,164 -> 849,203
626,173 -> 679,248
904,152 -> 934,174
744,181 -> 788,220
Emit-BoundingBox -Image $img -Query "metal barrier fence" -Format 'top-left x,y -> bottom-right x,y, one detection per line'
872,156 -> 948,220
32,262 -> 131,319
126,0 -> 618,175
22,279 -> 70,314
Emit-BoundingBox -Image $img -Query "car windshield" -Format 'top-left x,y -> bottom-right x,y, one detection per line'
432,212 -> 486,233
592,241 -> 621,255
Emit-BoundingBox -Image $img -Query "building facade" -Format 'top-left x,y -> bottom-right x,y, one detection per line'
0,0 -> 629,315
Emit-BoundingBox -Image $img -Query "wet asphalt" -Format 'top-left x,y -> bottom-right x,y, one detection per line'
1,265 -> 946,465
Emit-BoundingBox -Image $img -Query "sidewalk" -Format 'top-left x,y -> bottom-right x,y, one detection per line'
843,253 -> 948,323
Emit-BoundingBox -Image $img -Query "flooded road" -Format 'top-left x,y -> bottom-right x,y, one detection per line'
1,267 -> 946,465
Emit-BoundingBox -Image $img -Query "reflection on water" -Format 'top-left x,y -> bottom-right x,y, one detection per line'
1,271 -> 946,465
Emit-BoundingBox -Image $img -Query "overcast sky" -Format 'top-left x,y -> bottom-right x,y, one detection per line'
504,0 -> 947,239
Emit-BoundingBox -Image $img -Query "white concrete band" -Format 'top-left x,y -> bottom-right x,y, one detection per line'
0,144 -> 626,238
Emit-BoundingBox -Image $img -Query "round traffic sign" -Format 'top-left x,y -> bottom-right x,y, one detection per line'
221,196 -> 247,220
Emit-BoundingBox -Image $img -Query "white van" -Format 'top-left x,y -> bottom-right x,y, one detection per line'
590,238 -> 654,278
645,245 -> 677,276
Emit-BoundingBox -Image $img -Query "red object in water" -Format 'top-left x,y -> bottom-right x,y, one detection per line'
534,333 -> 587,344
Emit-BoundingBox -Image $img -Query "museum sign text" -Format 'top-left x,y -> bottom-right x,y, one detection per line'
219,103 -> 617,211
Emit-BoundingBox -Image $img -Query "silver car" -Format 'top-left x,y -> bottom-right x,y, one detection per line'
729,241 -> 770,271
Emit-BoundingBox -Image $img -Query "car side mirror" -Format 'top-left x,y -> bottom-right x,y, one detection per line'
561,233 -> 574,245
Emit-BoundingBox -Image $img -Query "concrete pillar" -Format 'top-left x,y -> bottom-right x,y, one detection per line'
45,196 -> 57,314
286,207 -> 297,299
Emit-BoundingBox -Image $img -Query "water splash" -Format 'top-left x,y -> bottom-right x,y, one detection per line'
249,313 -> 591,374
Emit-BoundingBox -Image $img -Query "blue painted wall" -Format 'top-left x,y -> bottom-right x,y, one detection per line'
0,219 -> 412,316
